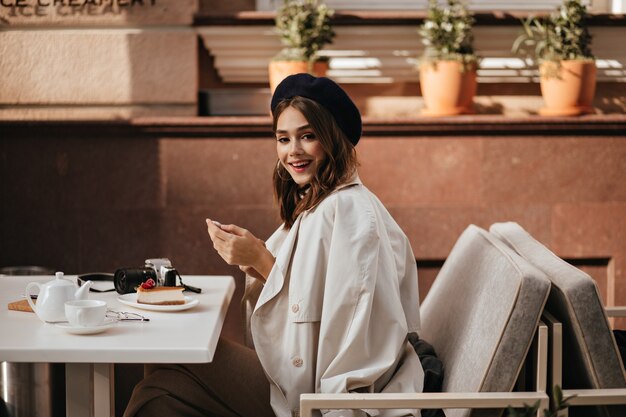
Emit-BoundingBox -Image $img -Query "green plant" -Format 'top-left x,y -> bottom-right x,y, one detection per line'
417,0 -> 478,68
512,0 -> 594,64
506,385 -> 575,417
273,0 -> 335,62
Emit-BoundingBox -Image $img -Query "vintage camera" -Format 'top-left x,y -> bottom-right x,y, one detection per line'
144,258 -> 176,286
114,258 -> 177,294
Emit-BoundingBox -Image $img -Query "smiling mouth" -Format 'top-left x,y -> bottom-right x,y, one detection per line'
289,161 -> 312,172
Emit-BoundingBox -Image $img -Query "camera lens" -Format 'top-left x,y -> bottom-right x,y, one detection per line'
114,267 -> 157,294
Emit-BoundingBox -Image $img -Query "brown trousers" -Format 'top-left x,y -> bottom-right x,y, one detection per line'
123,337 -> 276,417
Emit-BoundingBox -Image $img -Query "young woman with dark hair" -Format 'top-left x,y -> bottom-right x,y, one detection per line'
272,95 -> 358,229
124,74 -> 423,417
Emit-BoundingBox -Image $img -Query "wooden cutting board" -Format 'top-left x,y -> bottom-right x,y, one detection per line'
8,299 -> 34,313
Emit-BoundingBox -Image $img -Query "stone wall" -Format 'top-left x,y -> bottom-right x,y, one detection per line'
0,0 -> 198,120
2,119 -> 625,336
2,117 -> 625,415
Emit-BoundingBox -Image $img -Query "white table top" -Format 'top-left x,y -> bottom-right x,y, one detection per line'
0,275 -> 235,364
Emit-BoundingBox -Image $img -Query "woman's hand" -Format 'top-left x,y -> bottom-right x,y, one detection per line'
205,219 -> 275,281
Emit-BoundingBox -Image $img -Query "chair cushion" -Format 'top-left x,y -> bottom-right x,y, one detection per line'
420,225 -> 551,417
490,222 -> 626,416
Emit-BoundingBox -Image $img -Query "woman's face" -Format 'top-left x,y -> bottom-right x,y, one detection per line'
275,106 -> 326,187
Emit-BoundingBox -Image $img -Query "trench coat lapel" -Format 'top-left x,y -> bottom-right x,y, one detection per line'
254,215 -> 302,313
253,175 -> 359,313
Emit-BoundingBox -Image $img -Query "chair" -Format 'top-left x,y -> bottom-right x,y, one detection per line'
300,225 -> 552,417
489,222 -> 626,417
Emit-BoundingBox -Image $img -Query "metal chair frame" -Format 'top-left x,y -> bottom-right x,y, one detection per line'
541,309 -> 626,417
300,322 -> 550,417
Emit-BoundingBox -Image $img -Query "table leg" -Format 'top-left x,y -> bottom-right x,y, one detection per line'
66,363 -> 92,417
65,363 -> 114,417
94,363 -> 114,417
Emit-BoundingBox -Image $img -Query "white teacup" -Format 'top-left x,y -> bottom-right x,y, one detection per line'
65,300 -> 107,327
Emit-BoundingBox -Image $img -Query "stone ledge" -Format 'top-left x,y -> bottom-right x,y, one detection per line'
198,87 -> 626,118
2,115 -> 625,137
0,104 -> 197,120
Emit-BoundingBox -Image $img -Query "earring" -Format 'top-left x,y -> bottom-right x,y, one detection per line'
276,160 -> 291,181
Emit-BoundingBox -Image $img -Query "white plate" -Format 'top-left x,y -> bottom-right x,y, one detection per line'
55,318 -> 117,335
117,294 -> 199,311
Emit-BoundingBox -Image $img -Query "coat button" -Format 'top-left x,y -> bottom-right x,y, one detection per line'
291,304 -> 299,313
292,357 -> 303,367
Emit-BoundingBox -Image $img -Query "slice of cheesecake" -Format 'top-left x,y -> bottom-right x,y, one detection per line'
137,286 -> 185,305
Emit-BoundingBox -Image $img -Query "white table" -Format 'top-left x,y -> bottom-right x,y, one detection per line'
0,275 -> 235,417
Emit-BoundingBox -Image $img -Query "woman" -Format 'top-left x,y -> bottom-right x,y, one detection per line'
124,74 -> 424,417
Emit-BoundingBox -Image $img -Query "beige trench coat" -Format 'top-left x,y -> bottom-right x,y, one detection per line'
243,176 -> 424,417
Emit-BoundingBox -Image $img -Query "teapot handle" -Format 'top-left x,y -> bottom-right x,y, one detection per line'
25,282 -> 40,313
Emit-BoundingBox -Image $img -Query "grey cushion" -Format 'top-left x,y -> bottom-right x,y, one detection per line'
420,225 -> 551,417
490,222 -> 626,417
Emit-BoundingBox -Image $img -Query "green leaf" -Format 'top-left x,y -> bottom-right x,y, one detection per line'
511,0 -> 593,63
417,0 -> 477,61
274,0 -> 335,61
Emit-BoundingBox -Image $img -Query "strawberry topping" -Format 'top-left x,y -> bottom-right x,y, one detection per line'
141,278 -> 156,289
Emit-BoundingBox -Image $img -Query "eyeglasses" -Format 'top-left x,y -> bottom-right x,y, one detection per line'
106,309 -> 150,322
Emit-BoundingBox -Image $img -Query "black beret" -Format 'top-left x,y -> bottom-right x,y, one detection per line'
271,73 -> 362,146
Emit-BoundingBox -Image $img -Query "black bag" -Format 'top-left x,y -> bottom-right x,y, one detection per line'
408,333 -> 445,417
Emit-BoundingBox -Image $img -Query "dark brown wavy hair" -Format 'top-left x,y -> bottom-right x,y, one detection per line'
272,96 -> 358,229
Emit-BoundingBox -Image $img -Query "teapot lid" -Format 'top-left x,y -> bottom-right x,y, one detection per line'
47,271 -> 73,287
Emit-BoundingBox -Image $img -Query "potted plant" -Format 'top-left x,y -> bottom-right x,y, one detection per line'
269,0 -> 335,93
418,0 -> 478,116
512,0 -> 596,116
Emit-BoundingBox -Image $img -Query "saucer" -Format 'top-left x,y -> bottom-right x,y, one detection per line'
55,318 -> 117,335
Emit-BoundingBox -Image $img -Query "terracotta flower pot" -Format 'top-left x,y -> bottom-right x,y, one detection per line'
539,60 -> 596,116
419,60 -> 477,116
269,60 -> 329,94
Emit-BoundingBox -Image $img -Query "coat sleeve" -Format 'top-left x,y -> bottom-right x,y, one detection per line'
241,225 -> 288,349
315,194 -> 413,415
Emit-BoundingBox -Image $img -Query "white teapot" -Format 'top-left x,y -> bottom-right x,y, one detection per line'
26,272 -> 93,323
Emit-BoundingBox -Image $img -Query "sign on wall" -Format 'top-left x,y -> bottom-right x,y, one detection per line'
0,0 -> 196,25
